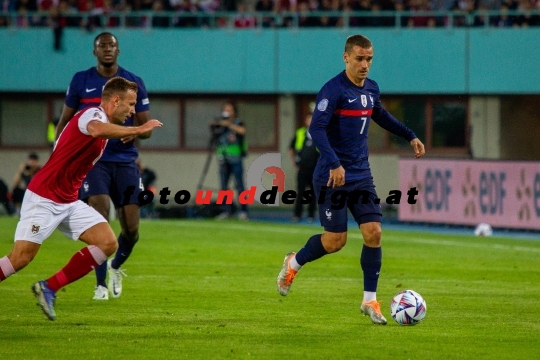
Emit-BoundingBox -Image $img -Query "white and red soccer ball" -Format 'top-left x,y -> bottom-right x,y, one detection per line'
390,290 -> 427,325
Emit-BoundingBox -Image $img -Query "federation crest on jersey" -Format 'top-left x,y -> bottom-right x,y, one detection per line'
325,209 -> 332,221
317,99 -> 329,112
361,95 -> 368,107
31,224 -> 41,235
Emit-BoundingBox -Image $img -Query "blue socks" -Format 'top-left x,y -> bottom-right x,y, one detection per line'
360,245 -> 382,292
295,234 -> 328,266
95,233 -> 138,287
111,233 -> 138,270
95,260 -> 107,287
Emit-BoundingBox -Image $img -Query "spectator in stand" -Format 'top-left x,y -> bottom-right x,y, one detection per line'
274,0 -> 296,27
17,0 -> 37,11
430,0 -> 454,26
152,0 -> 170,27
198,0 -> 220,12
255,0 -> 275,27
59,0 -> 82,27
2,0 -> 17,12
350,0 -> 371,26
234,2 -> 256,27
31,0 -> 51,26
478,0 -> 502,11
82,0 -> 103,31
367,0 -> 384,26
408,0 -> 435,27
492,3 -> 513,26
49,4 -> 66,50
298,1 -> 321,27
322,0 -> 341,27
514,0 -> 540,26
16,5 -> 30,27
472,4 -> 489,26
451,0 -> 476,27
175,0 -> 202,27
391,0 -> 410,27
140,0 -> 152,9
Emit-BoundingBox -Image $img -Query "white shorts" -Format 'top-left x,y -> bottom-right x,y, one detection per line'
14,190 -> 106,245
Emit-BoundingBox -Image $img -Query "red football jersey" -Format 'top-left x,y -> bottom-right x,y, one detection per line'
28,107 -> 109,203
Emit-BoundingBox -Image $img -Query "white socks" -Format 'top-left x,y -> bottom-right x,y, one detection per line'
289,255 -> 302,271
363,291 -> 376,303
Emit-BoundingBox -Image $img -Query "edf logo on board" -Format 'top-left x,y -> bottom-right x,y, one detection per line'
424,169 -> 452,212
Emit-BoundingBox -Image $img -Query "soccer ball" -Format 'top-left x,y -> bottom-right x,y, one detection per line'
390,290 -> 427,325
474,223 -> 493,237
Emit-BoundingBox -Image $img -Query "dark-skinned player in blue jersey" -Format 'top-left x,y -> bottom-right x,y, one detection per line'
277,34 -> 425,325
55,32 -> 153,301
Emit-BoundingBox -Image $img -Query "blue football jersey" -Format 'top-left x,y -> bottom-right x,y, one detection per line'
65,66 -> 150,162
310,71 -> 416,183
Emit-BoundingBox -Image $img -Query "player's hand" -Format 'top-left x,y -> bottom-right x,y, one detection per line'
410,138 -> 425,158
140,119 -> 163,133
328,166 -> 345,188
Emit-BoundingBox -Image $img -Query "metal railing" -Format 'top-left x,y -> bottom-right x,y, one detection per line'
1,9 -> 539,29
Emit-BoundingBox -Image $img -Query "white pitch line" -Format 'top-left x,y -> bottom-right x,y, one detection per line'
158,220 -> 540,253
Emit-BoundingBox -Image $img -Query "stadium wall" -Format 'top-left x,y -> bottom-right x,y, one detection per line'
1,28 -> 540,93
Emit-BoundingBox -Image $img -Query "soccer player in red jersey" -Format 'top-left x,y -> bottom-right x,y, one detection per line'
0,77 -> 162,321
56,32 -> 153,301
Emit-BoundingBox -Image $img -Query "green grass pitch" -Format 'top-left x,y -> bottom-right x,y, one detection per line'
0,217 -> 539,359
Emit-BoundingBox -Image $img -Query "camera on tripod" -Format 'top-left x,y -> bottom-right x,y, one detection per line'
210,121 -> 226,138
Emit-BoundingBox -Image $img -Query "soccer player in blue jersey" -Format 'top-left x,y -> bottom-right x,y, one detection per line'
55,32 -> 153,301
276,34 -> 425,325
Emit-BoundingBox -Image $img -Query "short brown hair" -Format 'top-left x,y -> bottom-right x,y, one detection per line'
102,77 -> 138,101
345,34 -> 373,53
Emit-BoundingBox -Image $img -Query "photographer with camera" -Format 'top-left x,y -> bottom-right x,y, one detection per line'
211,102 -> 248,220
11,152 -> 41,217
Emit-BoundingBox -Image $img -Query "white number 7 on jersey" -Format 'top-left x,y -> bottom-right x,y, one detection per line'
360,117 -> 367,134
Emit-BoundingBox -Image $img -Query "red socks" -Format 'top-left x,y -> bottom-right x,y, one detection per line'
46,245 -> 107,292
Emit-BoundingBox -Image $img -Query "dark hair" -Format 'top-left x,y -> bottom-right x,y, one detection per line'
94,32 -> 118,47
222,101 -> 237,115
345,34 -> 373,53
28,152 -> 39,160
102,77 -> 138,101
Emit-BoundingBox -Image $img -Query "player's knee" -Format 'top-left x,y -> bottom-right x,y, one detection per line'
323,232 -> 347,253
101,237 -> 118,256
363,225 -> 382,247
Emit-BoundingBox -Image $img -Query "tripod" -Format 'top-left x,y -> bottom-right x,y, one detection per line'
197,132 -> 219,191
194,133 -> 226,218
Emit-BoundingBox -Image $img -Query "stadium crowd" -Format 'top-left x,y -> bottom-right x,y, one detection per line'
0,0 -> 539,29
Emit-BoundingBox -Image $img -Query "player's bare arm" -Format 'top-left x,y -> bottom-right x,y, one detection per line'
121,111 -> 152,143
88,119 -> 163,139
135,111 -> 152,139
410,138 -> 425,158
55,105 -> 77,140
328,166 -> 345,188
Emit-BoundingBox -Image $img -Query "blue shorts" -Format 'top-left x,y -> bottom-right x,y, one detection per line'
79,161 -> 142,208
314,178 -> 382,233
